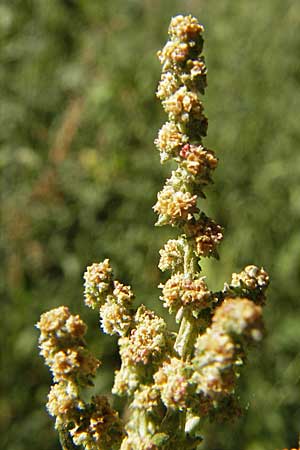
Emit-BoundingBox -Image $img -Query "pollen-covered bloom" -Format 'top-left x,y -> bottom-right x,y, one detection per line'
159,273 -> 212,315
168,15 -> 204,42
119,306 -> 168,366
100,298 -> 132,336
154,357 -> 193,410
228,265 -> 269,304
212,297 -> 264,342
37,307 -> 100,385
155,122 -> 187,163
154,185 -> 198,226
47,381 -> 83,427
37,306 -> 86,342
84,259 -> 113,309
179,144 -> 218,179
51,347 -> 100,383
130,385 -> 161,413
192,328 -> 237,398
157,40 -> 190,67
185,214 -> 223,258
70,396 -> 124,450
157,72 -> 180,100
163,86 -> 204,123
186,58 -> 207,81
158,238 -> 185,272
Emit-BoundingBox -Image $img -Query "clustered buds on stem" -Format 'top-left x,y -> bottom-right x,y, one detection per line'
37,15 -> 270,450
36,307 -> 124,450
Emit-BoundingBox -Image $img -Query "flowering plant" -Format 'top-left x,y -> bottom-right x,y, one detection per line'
37,15 -> 269,450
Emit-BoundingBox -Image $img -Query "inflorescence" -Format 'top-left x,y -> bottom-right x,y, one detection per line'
37,15 -> 269,450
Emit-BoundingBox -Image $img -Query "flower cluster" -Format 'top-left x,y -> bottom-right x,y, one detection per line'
192,297 -> 264,400
153,15 -> 217,229
37,307 -> 124,450
223,264 -> 269,304
159,273 -> 212,316
38,15 -> 270,450
84,260 -> 134,336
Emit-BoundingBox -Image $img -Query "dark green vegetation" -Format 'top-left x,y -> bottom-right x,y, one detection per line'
1,1 -> 300,449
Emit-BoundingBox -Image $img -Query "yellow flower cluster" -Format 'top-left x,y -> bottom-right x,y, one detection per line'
155,121 -> 187,163
154,357 -> 193,410
84,261 -> 134,336
37,306 -> 124,450
38,15 -> 271,449
179,145 -> 217,178
192,297 -> 264,400
37,307 -> 99,384
119,306 -> 168,366
154,185 -> 198,226
158,238 -> 185,272
159,273 -> 212,314
83,259 -> 113,309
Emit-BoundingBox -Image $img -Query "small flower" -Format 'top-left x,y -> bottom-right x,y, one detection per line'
158,41 -> 190,67
83,259 -> 113,309
154,357 -> 193,410
231,265 -> 269,291
113,280 -> 134,305
119,306 -> 168,366
112,364 -> 140,396
100,298 -> 132,336
37,306 -> 72,339
168,15 -> 204,42
65,314 -> 87,338
70,396 -> 124,450
180,58 -> 207,93
51,347 -> 100,382
37,307 -> 101,386
192,329 -> 237,397
187,58 -> 207,81
154,185 -> 198,226
158,238 -> 185,272
179,144 -> 218,179
131,385 -> 161,412
157,72 -> 180,100
185,215 -> 223,258
162,86 -> 204,123
47,381 -> 83,425
212,297 -> 264,342
159,273 -> 212,315
227,265 -> 269,304
155,122 -> 187,163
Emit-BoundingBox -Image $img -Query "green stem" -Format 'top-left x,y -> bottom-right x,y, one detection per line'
174,241 -> 199,358
174,313 -> 197,358
183,242 -> 197,275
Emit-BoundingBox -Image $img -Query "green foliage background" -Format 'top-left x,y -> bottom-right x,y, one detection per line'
1,1 -> 300,449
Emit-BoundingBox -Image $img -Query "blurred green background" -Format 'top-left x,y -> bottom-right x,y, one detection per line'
1,0 -> 300,449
